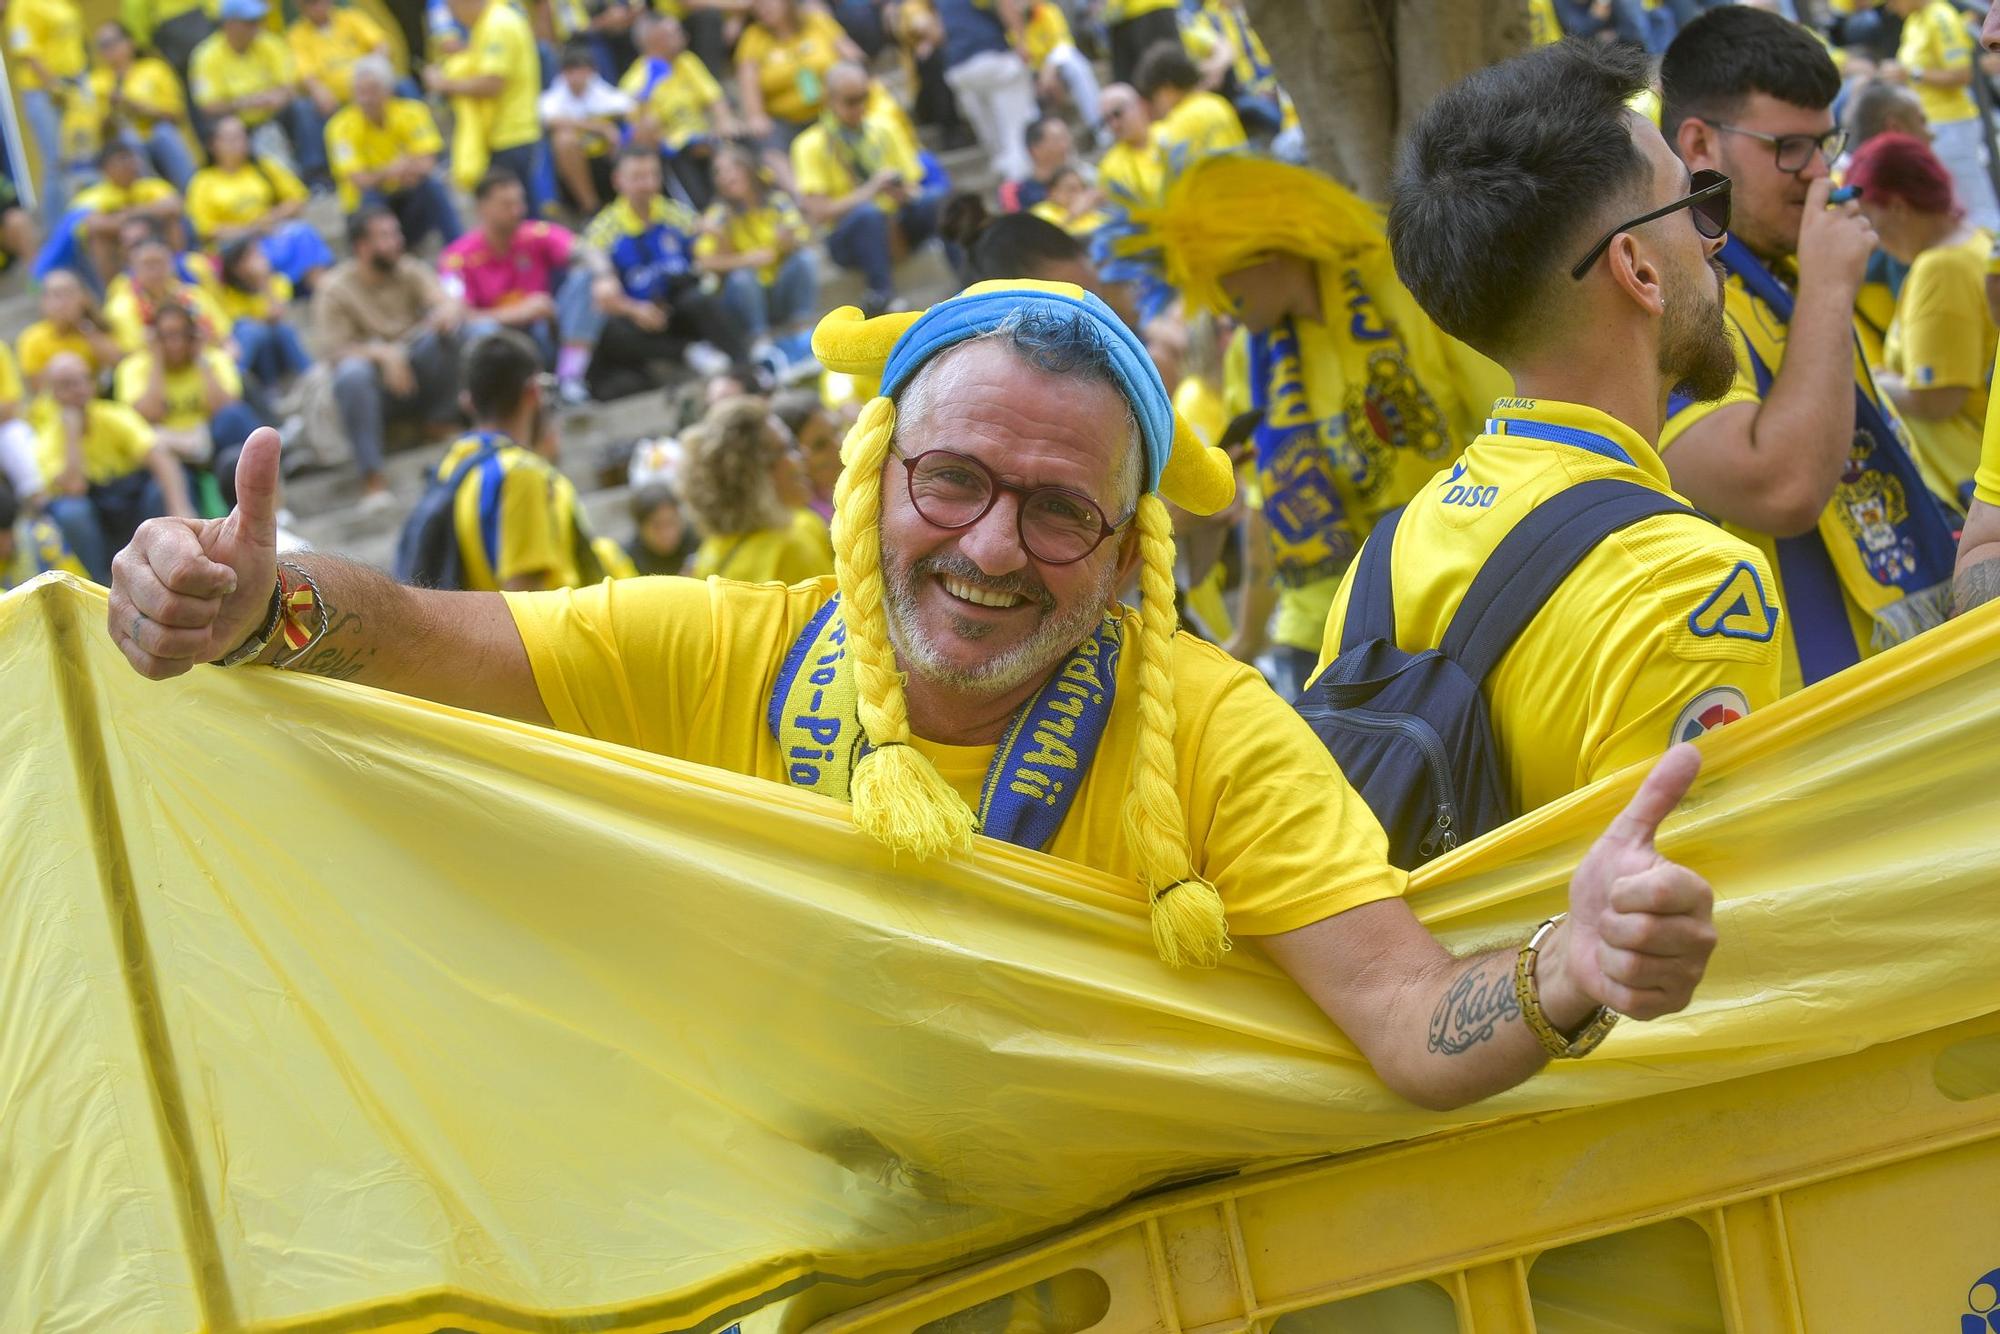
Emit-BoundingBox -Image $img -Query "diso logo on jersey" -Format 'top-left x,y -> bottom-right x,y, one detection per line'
1440,464 -> 1497,510
1965,1265 -> 2000,1332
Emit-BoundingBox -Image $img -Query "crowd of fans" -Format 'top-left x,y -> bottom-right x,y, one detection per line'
5,0 -> 2000,827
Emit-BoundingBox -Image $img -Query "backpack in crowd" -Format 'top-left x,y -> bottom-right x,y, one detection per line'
1296,478 -> 1699,869
393,445 -> 505,590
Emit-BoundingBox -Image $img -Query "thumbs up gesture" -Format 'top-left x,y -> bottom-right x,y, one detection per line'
1549,744 -> 1717,1022
108,426 -> 283,679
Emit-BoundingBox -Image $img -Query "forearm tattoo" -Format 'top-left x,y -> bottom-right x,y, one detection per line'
292,610 -> 374,682
1427,956 -> 1522,1056
1953,557 -> 2000,618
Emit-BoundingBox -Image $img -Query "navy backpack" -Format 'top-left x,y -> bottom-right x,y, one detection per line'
1296,478 -> 1698,869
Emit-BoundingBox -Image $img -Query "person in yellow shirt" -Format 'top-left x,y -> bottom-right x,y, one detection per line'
1319,39 -> 1778,820
68,141 -> 187,288
1135,43 -> 1247,171
1659,7 -> 1958,693
697,143 -> 820,373
215,236 -> 314,390
680,393 -> 834,583
422,331 -> 632,591
1120,152 -> 1512,697
733,0 -> 863,146
1027,167 -> 1109,241
33,350 -> 195,580
424,0 -> 545,194
1101,0 -> 1176,84
289,0 -> 396,175
17,271 -> 124,389
1013,0 -> 1098,127
0,474 -> 90,590
1178,0 -> 1300,161
188,116 -> 338,288
110,281 -> 1732,1113
113,301 -> 263,514
622,12 -> 739,207
791,63 -> 940,316
9,0 -> 91,221
90,20 -> 199,189
1095,83 -> 1163,206
327,56 -> 462,247
1845,130 -> 1998,508
1885,0 -> 1999,231
190,0 -> 322,181
103,229 -> 232,362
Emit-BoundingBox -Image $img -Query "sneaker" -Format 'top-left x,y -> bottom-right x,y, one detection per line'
356,488 -> 398,516
685,341 -> 734,379
556,377 -> 592,407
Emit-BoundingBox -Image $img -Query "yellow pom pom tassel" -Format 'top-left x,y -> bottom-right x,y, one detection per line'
1150,877 -> 1231,970
831,395 -> 976,862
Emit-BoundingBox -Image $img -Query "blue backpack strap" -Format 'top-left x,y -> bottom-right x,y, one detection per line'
1338,503 -> 1407,653
1440,479 -> 1699,685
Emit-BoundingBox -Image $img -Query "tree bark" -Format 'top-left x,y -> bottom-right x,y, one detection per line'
1243,0 -> 1534,199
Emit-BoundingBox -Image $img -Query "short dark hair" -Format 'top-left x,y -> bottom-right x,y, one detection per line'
939,192 -> 1086,282
616,142 -> 661,170
473,167 -> 525,200
97,140 -> 139,169
149,300 -> 195,334
1133,42 -> 1198,97
1024,113 -> 1064,153
1660,6 -> 1840,144
1389,39 -> 1653,356
465,330 -> 542,422
559,39 -> 595,70
346,204 -> 398,249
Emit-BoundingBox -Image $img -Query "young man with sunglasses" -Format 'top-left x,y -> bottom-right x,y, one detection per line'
1315,38 -> 1779,818
1660,6 -> 1959,694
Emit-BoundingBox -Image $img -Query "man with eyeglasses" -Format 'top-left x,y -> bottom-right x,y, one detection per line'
1316,38 -> 1778,819
105,281 -> 1723,1111
1659,6 -> 1959,694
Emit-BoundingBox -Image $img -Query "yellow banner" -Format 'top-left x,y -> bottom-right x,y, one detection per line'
6,573 -> 1998,1332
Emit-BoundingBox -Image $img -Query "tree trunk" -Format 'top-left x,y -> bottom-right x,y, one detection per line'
1243,0 -> 1535,199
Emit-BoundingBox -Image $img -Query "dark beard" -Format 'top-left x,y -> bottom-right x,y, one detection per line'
1663,267 -> 1739,405
367,253 -> 398,274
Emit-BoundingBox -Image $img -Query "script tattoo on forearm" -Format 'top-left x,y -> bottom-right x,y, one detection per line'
1953,558 -> 2000,618
1427,957 -> 1522,1056
294,611 -> 373,682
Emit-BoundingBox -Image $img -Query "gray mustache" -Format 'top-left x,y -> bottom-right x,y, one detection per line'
917,553 -> 1056,611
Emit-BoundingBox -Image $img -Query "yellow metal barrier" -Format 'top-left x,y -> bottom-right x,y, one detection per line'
813,1012 -> 2000,1334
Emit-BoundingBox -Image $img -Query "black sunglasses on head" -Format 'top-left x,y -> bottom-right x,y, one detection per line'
1570,169 -> 1732,281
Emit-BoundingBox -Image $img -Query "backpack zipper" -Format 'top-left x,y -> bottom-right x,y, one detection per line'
1323,709 -> 1460,860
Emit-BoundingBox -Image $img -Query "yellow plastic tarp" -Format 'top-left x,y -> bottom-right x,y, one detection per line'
6,573 -> 2000,1333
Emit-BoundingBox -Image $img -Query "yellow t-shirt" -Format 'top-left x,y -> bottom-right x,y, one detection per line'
1898,0 -> 1977,127
1316,398 -> 1781,816
504,576 -> 1406,936
1102,0 -> 1177,20
104,280 -> 232,354
16,322 -> 101,381
325,99 -> 446,212
695,195 -> 812,286
215,271 -> 295,324
0,343 -> 24,409
1098,138 -> 1164,207
618,52 -> 724,151
112,348 -> 243,432
1883,228 -> 1996,503
29,397 -> 156,485
1018,1 -> 1072,69
288,7 -> 388,101
736,10 -> 849,124
7,0 -> 86,92
1029,199 -> 1109,239
688,508 -> 833,584
188,30 -> 296,125
1661,259 -> 1938,694
439,433 -> 593,592
791,119 -> 922,212
187,158 -> 308,239
1977,341 -> 2000,506
1153,90 -> 1246,168
1529,0 -> 1562,44
89,55 -> 187,133
70,176 -> 180,227
466,0 -> 541,152
1225,257 -> 1513,652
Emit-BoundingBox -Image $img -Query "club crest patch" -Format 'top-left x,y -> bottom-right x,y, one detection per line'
1672,686 -> 1751,745
1689,560 -> 1778,642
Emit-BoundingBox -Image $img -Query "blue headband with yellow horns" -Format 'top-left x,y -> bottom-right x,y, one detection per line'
813,279 -> 1235,516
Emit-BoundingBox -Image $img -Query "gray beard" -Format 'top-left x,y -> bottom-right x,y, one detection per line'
881,548 -> 1116,697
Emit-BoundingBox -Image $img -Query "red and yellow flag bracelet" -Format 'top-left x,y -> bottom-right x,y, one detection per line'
213,560 -> 333,669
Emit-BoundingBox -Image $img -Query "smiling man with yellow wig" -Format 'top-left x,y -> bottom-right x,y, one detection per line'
111,280 -> 1724,1111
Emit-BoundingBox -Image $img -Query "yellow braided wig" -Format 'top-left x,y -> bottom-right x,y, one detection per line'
815,283 -> 1234,966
